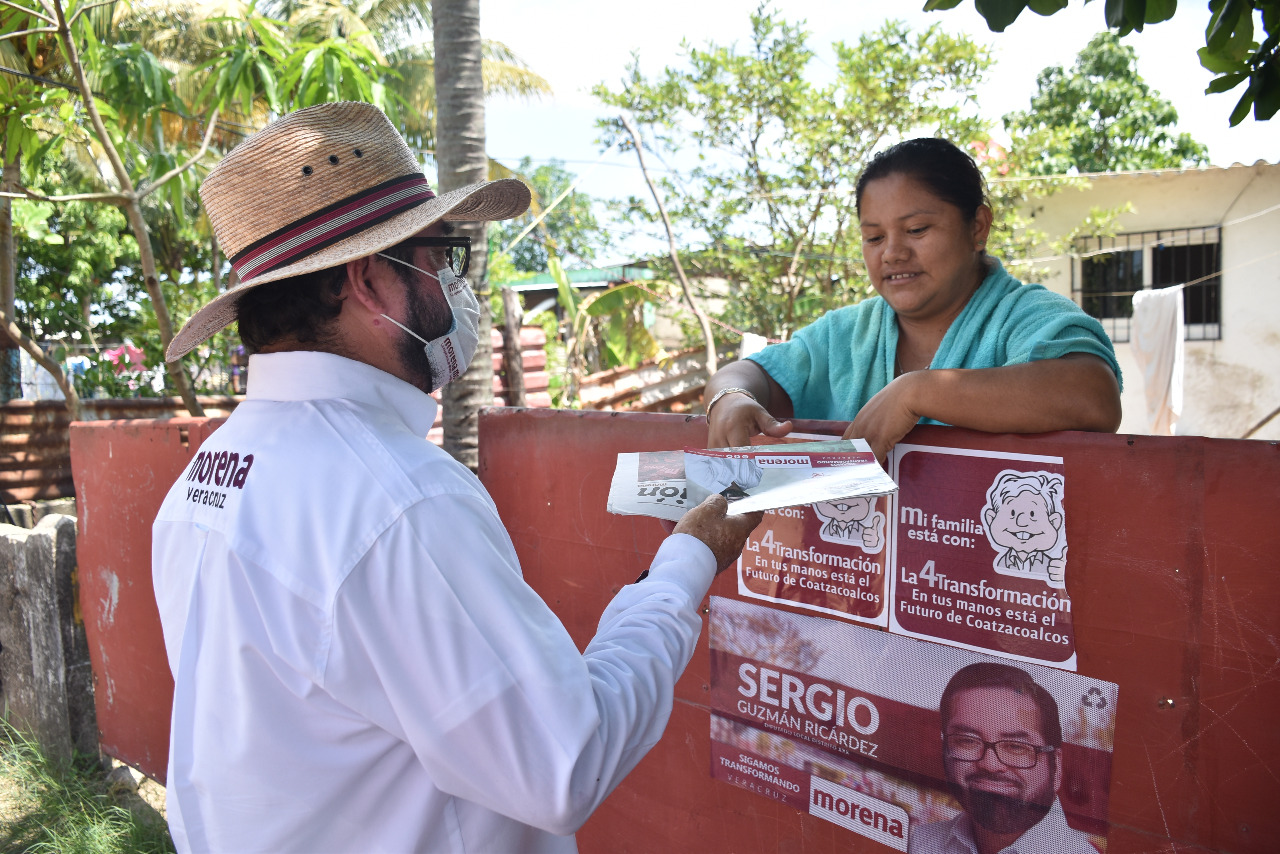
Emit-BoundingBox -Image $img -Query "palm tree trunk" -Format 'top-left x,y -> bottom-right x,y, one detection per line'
433,0 -> 490,470
0,156 -> 19,401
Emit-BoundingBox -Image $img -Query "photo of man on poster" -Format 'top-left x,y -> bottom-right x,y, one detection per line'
908,662 -> 1096,854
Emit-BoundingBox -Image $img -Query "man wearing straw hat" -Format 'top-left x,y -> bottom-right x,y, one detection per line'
151,101 -> 760,853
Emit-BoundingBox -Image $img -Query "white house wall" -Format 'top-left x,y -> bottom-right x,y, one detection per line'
1021,163 -> 1280,440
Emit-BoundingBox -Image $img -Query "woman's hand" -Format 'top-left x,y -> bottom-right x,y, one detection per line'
703,359 -> 794,448
708,394 -> 793,448
842,373 -> 923,465
843,355 -> 1122,464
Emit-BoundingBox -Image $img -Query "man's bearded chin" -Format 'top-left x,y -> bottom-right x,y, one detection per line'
396,277 -> 452,393
949,775 -> 1053,835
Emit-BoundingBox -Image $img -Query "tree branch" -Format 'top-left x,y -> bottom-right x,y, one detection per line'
1,25 -> 58,39
620,113 -> 718,377
50,0 -> 204,417
138,107 -> 221,199
0,0 -> 53,22
0,188 -> 130,204
0,308 -> 82,421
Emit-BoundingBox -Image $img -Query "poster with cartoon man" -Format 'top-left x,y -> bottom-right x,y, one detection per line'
982,471 -> 1068,589
737,491 -> 890,626
812,496 -> 886,554
888,446 -> 1077,670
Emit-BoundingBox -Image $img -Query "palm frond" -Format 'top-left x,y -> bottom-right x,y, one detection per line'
481,38 -> 550,98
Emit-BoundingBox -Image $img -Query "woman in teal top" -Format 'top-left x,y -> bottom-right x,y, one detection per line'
703,138 -> 1123,461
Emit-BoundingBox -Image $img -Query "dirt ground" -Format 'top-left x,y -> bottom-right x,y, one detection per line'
0,764 -> 23,830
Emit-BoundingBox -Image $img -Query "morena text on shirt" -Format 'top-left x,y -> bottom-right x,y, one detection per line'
184,448 -> 254,490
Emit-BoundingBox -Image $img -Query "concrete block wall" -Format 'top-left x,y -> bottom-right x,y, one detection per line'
0,512 -> 97,760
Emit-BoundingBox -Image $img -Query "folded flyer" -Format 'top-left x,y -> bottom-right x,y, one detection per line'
607,438 -> 898,521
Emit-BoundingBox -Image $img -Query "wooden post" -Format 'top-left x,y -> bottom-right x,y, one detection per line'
501,287 -> 527,408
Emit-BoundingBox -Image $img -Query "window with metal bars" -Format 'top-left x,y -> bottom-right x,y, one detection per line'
1072,227 -> 1222,343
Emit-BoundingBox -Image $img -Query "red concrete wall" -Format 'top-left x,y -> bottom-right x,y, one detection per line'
477,410 -> 1280,854
70,409 -> 1280,853
70,417 -> 227,779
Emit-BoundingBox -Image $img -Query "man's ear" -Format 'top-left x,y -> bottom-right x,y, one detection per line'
344,255 -> 394,315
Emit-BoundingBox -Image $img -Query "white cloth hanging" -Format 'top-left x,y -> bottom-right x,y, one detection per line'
740,332 -> 768,358
1131,286 -> 1184,435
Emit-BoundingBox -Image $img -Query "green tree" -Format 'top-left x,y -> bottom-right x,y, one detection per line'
14,190 -> 141,346
489,157 -> 607,273
926,0 -> 1280,124
594,9 -> 993,341
1004,32 -> 1209,174
263,0 -> 549,151
2,0 -> 414,413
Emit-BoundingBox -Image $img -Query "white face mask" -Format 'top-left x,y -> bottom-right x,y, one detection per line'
377,254 -> 481,392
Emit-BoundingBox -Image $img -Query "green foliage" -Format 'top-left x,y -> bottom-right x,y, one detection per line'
2,0 -> 546,404
12,200 -> 64,244
583,283 -> 664,370
548,254 -> 663,388
1003,32 -> 1209,173
71,352 -> 165,399
258,0 -> 551,150
594,8 -> 994,341
279,35 -> 404,116
15,170 -> 143,344
94,42 -> 184,135
195,12 -> 291,115
928,0 -> 1280,124
489,157 -> 607,273
0,82 -> 74,166
0,721 -> 175,854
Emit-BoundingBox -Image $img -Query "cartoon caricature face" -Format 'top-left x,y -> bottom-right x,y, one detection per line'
814,497 -> 873,524
981,470 -> 1068,587
984,490 -> 1061,555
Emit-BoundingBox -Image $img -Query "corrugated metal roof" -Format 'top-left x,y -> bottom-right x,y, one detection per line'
495,264 -> 656,291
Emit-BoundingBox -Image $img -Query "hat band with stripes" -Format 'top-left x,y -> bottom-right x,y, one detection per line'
230,174 -> 436,282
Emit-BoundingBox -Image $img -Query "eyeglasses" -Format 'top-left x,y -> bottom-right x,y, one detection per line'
399,236 -> 472,277
943,734 -> 1055,769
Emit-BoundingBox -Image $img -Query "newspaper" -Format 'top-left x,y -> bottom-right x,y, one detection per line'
607,438 -> 898,521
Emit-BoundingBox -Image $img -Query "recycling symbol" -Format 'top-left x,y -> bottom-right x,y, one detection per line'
1082,687 -> 1107,709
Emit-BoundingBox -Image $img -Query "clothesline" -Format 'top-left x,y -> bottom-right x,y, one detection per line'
1070,247 -> 1280,298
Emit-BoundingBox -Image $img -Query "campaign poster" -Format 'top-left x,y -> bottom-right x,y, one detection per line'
737,495 -> 889,625
709,597 -> 1117,854
888,446 -> 1077,670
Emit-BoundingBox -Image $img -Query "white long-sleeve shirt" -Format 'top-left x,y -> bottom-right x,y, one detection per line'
152,351 -> 716,853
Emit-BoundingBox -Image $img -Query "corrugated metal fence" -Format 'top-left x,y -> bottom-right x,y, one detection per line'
3,326 -> 550,503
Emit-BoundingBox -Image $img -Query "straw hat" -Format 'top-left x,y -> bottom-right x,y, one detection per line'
167,101 -> 531,361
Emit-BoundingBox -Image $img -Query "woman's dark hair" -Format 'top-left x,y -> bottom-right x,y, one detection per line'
855,138 -> 989,222
236,265 -> 347,354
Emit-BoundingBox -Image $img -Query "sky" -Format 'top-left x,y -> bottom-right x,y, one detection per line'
479,1 -> 1275,264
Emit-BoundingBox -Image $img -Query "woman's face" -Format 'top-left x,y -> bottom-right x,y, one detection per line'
858,173 -> 993,325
